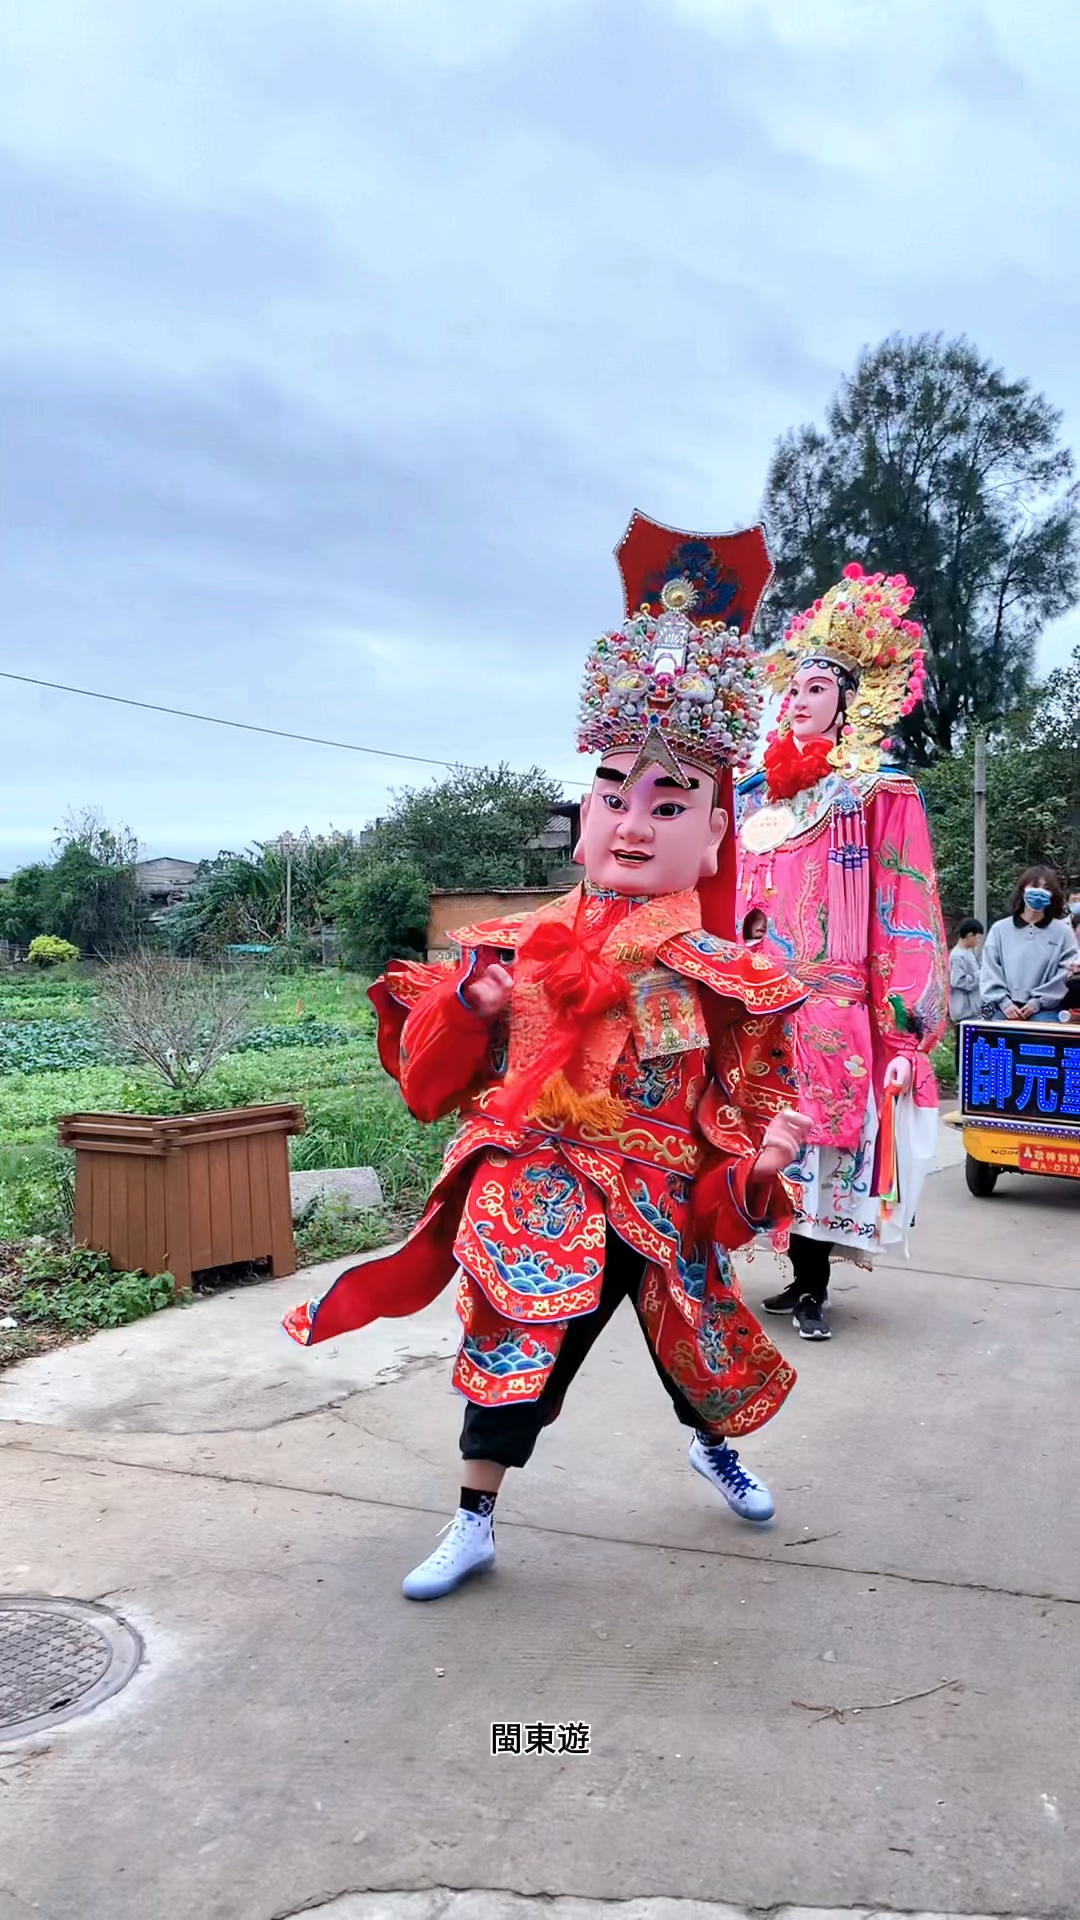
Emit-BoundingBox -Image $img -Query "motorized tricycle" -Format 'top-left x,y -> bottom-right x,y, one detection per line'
945,1016 -> 1080,1196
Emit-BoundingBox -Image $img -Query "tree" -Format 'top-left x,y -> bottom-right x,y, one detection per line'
161,852 -> 267,955
334,860 -> 430,977
0,811 -> 148,955
163,831 -> 368,955
919,657 -> 1080,923
367,764 -> 565,889
1030,642 -> 1080,757
0,864 -> 51,946
764,334 -> 1080,762
45,810 -> 148,955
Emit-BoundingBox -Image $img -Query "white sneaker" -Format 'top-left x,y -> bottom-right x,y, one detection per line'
401,1508 -> 496,1601
688,1433 -> 775,1523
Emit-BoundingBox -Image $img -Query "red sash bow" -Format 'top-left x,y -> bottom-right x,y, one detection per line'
518,919 -> 625,1019
491,915 -> 626,1127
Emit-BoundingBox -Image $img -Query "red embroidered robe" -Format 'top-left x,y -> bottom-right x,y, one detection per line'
284,886 -> 806,1436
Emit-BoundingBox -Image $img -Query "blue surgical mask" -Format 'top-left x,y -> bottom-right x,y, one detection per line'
1024,886 -> 1053,910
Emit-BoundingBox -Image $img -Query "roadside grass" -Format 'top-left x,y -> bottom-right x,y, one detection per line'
293,1193 -> 395,1267
0,1238 -> 176,1369
0,1144 -> 76,1241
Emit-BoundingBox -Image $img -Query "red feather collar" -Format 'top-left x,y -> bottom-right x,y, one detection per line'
763,730 -> 836,801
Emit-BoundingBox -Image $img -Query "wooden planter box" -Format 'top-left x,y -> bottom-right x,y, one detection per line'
57,1104 -> 305,1293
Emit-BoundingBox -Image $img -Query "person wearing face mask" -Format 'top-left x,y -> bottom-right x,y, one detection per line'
736,565 -> 949,1342
979,868 -> 1077,1022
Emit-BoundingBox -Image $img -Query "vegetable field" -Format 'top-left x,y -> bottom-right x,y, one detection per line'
0,964 -> 449,1367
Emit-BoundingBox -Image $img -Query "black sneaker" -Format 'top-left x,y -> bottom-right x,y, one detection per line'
763,1280 -> 830,1314
793,1294 -> 831,1340
761,1281 -> 802,1314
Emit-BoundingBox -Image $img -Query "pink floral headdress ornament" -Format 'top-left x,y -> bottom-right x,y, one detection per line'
761,562 -> 928,778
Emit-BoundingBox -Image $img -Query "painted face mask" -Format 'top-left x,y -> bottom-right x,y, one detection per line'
1024,886 -> 1053,911
577,752 -> 727,896
787,663 -> 845,741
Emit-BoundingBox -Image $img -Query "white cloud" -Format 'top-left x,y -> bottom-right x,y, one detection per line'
1,0 -> 1078,867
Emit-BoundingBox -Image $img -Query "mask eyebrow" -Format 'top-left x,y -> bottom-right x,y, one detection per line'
594,765 -> 701,792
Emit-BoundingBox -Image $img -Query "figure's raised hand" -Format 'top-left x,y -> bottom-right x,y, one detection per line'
464,962 -> 513,1019
752,1108 -> 813,1184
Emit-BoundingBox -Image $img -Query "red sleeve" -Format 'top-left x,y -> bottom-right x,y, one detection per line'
367,961 -> 495,1123
688,993 -> 799,1248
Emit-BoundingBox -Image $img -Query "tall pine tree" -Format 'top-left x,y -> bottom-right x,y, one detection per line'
763,334 -> 1080,762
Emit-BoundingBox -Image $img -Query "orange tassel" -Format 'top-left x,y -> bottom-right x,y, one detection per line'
491,910 -> 627,1128
526,1072 -> 626,1133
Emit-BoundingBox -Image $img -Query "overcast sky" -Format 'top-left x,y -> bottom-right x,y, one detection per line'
3,0 -> 1080,870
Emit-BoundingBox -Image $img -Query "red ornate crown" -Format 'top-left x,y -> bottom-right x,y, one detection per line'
576,511 -> 774,788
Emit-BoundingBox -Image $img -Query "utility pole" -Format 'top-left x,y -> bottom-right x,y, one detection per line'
973,730 -> 987,929
278,831 -> 296,940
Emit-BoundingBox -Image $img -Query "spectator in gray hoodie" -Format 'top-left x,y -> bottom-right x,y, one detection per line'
949,918 -> 984,1023
979,866 -> 1078,1022
949,917 -> 984,1069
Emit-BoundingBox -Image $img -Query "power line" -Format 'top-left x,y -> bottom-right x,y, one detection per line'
0,668 -> 588,789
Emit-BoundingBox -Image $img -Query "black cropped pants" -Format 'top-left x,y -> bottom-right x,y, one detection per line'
459,1226 -> 711,1469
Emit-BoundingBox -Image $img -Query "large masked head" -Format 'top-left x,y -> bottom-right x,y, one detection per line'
575,511 -> 773,930
762,564 -> 927,777
577,752 -> 728,896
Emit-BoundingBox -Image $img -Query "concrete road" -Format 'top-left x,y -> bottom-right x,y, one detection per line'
0,1151 -> 1077,1920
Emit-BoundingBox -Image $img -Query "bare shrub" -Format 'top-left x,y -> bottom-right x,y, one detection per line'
95,952 -> 257,1103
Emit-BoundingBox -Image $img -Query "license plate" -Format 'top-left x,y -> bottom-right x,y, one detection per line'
1018,1141 -> 1080,1176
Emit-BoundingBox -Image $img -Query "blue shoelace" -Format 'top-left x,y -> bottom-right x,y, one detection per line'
701,1440 -> 753,1493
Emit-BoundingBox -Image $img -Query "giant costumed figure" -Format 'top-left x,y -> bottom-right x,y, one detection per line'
736,565 -> 949,1342
285,513 -> 812,1600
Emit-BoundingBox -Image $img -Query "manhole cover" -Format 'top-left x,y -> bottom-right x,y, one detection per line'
0,1597 -> 142,1740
